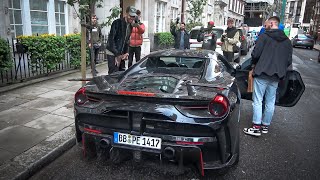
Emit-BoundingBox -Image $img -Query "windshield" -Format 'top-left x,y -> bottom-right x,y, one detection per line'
126,56 -> 207,77
298,34 -> 308,39
211,29 -> 223,38
190,29 -> 200,39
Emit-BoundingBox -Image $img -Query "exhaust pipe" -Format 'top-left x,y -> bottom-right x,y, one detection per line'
99,138 -> 111,149
163,147 -> 175,160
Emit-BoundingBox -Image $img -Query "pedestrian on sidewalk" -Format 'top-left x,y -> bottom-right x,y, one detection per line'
243,16 -> 293,137
170,18 -> 190,50
221,18 -> 240,62
128,9 -> 145,68
106,6 -> 136,74
87,14 -> 102,74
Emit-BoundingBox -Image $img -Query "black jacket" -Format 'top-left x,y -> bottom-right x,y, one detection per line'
251,29 -> 292,80
106,18 -> 132,57
170,26 -> 190,49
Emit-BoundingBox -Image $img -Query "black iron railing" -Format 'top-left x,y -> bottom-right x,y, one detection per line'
0,35 -> 108,87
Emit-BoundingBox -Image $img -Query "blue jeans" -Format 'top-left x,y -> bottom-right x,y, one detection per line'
252,77 -> 279,126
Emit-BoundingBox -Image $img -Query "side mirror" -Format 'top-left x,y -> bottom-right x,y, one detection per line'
230,62 -> 241,70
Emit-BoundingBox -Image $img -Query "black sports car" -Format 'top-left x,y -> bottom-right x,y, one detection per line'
74,49 -> 305,176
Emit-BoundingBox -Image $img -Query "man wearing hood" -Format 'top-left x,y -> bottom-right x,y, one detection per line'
243,16 -> 292,137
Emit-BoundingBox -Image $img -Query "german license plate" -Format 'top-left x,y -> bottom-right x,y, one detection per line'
113,132 -> 162,149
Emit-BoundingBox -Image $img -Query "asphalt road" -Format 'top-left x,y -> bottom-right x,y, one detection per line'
30,48 -> 320,180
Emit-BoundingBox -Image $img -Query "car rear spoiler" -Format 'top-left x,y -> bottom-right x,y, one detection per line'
69,76 -> 115,91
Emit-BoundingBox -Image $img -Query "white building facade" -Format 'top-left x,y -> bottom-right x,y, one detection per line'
5,0 -> 80,38
226,0 -> 245,27
284,0 -> 307,28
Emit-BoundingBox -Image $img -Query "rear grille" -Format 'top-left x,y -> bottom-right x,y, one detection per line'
144,121 -> 214,137
77,111 -> 213,137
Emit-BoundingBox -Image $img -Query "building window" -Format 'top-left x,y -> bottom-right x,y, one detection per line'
171,7 -> 179,21
30,0 -> 48,35
155,1 -> 166,33
9,0 -> 23,38
55,1 -> 66,36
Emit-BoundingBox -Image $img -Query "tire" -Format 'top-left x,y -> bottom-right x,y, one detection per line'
233,131 -> 240,166
241,48 -> 248,55
234,57 -> 240,63
83,134 -> 97,159
310,46 -> 314,50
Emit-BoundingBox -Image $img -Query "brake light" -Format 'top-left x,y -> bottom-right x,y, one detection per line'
217,42 -> 223,46
208,95 -> 229,117
75,87 -> 88,105
84,127 -> 102,134
117,90 -> 155,97
241,35 -> 245,41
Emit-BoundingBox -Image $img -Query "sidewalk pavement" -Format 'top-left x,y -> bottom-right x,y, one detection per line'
0,62 -> 109,180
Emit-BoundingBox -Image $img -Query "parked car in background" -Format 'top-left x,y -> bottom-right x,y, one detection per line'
189,26 -> 203,50
248,31 -> 259,43
246,33 -> 255,48
292,34 -> 315,49
189,26 -> 240,62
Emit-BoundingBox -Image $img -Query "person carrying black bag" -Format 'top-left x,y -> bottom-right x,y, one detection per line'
221,18 -> 240,62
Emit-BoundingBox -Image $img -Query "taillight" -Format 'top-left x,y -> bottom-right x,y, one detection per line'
208,95 -> 229,117
75,87 -> 88,105
241,35 -> 245,41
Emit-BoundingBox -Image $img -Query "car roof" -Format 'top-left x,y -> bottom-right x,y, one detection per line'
190,26 -> 227,31
147,49 -> 217,59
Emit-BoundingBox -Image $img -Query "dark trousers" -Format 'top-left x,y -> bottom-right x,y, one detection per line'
223,51 -> 234,63
128,46 -> 141,68
107,55 -> 125,74
89,46 -> 100,64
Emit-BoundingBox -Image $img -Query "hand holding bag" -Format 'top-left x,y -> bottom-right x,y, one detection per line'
247,70 -> 254,92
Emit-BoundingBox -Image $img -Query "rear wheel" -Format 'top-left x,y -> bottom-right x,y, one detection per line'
241,47 -> 248,55
82,134 -> 97,159
310,46 -> 314,50
234,57 -> 240,63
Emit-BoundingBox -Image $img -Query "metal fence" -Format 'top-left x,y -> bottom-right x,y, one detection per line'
0,36 -> 108,87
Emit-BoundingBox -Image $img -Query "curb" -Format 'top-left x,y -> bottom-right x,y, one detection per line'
13,137 -> 76,180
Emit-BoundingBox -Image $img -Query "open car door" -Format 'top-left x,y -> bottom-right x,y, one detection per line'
235,58 -> 305,107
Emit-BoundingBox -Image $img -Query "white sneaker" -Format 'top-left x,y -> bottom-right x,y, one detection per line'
243,127 -> 261,137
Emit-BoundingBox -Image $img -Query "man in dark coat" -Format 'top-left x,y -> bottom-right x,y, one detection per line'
243,16 -> 293,137
105,6 -> 136,74
170,20 -> 190,50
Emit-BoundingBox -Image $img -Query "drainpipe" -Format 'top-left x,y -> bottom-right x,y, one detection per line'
181,0 -> 186,22
280,0 -> 286,23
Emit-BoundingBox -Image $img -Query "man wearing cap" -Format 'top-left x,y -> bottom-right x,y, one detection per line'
197,21 -> 217,51
106,6 -> 137,74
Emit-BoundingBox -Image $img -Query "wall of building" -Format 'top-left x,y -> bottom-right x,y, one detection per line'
0,1 -> 11,39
